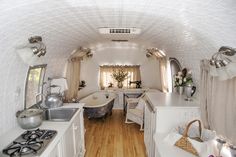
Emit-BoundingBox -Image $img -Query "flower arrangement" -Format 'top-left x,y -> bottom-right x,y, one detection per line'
174,68 -> 193,87
112,68 -> 128,82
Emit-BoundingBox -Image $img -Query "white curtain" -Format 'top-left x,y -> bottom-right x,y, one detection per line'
99,65 -> 141,89
200,60 -> 236,143
159,57 -> 171,93
65,57 -> 81,102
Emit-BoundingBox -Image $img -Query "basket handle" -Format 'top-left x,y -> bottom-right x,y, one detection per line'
183,119 -> 202,138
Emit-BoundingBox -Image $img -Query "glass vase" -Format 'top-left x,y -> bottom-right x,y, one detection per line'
178,86 -> 184,95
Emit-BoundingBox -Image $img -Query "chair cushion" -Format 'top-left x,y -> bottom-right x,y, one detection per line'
135,98 -> 145,110
129,109 -> 143,117
127,109 -> 143,124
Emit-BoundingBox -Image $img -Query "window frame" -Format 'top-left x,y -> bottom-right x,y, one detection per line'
24,64 -> 47,109
99,65 -> 141,89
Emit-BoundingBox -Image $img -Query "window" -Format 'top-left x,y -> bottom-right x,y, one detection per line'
25,64 -> 47,108
99,65 -> 141,89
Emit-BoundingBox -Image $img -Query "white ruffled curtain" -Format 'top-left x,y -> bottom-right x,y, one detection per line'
200,60 -> 236,143
159,57 -> 171,93
99,65 -> 141,89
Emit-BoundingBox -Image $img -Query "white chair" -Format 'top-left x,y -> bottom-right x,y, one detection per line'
125,97 -> 145,131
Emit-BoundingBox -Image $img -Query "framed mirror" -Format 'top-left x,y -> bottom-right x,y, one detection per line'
169,58 -> 182,91
24,64 -> 47,109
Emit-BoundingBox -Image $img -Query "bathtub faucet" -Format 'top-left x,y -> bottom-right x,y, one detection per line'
105,93 -> 109,99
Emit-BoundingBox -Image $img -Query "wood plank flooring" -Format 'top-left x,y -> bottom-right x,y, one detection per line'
84,110 -> 147,157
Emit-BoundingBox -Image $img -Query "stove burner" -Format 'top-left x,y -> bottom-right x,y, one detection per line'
41,130 -> 57,140
22,129 -> 45,140
2,139 -> 43,157
2,128 -> 57,157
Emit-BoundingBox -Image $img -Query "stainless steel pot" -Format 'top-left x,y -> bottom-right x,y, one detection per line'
16,109 -> 43,130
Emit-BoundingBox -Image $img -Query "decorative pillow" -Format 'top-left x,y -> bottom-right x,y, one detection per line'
135,99 -> 145,110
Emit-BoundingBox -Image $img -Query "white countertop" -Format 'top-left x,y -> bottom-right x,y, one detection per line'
0,103 -> 84,157
145,91 -> 199,109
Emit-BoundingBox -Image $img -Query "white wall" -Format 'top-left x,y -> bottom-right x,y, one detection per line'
78,46 -> 161,99
0,54 -> 66,137
0,0 -> 235,138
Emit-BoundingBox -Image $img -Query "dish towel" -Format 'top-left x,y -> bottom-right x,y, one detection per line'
50,78 -> 68,93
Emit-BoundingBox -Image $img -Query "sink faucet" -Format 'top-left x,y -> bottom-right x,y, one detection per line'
34,93 -> 47,110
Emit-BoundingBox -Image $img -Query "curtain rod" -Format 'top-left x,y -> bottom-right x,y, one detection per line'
100,65 -> 140,67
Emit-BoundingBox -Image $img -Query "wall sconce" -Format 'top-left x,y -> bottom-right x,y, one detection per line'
209,46 -> 236,80
28,36 -> 46,57
146,48 -> 166,58
86,50 -> 93,58
80,47 -> 93,58
16,36 -> 46,65
69,46 -> 93,60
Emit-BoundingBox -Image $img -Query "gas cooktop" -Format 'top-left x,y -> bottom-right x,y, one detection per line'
1,128 -> 57,157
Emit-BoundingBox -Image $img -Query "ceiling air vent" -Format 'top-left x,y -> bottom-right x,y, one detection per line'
99,27 -> 141,34
111,39 -> 129,42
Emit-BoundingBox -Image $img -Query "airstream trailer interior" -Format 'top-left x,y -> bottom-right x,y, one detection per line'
0,1 -> 236,157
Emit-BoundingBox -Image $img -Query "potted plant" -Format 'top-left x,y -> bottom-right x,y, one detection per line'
112,68 -> 128,88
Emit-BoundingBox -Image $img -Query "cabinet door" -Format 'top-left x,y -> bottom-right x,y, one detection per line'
62,124 -> 76,157
49,142 -> 62,157
73,109 -> 86,157
73,111 -> 81,156
144,103 -> 156,157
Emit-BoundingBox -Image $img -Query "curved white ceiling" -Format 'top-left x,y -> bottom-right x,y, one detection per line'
0,0 -> 236,136
0,0 -> 235,90
1,0 -> 236,59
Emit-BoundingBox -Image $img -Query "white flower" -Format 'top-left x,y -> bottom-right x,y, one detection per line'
183,78 -> 187,82
179,79 -> 182,85
178,71 -> 182,76
187,70 -> 192,75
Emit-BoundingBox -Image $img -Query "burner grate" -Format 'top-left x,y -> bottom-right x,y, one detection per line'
22,128 -> 45,140
41,130 -> 57,140
2,128 -> 57,157
2,139 -> 43,157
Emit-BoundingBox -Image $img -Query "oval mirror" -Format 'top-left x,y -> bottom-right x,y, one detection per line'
169,58 -> 182,91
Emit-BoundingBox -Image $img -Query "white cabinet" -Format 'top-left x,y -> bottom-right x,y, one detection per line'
144,98 -> 157,157
46,107 -> 85,157
144,92 -> 201,157
49,142 -> 62,157
61,109 -> 85,157
62,124 -> 75,157
73,109 -> 85,157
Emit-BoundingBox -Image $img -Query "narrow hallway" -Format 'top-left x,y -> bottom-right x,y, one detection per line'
84,110 -> 146,157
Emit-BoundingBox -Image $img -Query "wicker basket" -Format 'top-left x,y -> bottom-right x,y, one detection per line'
175,120 -> 203,156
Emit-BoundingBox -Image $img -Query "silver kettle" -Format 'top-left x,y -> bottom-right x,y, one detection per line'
184,82 -> 196,101
45,85 -> 63,108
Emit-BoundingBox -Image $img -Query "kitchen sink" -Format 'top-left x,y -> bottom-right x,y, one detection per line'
43,108 -> 78,121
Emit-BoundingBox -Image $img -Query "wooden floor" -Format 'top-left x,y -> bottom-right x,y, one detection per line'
84,110 -> 147,157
